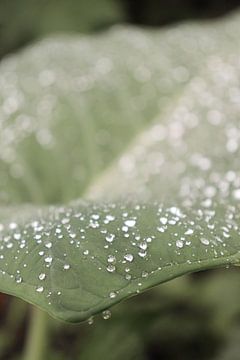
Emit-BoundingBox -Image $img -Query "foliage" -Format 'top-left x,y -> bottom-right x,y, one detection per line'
0,0 -> 123,58
0,12 -> 240,326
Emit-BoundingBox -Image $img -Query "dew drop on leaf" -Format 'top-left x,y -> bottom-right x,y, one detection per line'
106,234 -> 115,243
109,291 -> 117,298
36,286 -> 44,293
102,310 -> 111,320
87,316 -> 94,325
15,274 -> 22,284
124,254 -> 134,262
38,273 -> 46,281
107,264 -> 116,273
176,240 -> 184,248
200,238 -> 210,246
124,220 -> 136,227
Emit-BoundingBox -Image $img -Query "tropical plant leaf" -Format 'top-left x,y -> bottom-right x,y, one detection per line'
0,13 -> 240,322
0,0 -> 123,59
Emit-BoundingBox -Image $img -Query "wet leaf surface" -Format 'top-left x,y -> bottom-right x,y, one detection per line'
0,13 -> 240,322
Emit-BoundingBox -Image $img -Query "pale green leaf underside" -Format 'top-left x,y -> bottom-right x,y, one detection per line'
0,13 -> 240,322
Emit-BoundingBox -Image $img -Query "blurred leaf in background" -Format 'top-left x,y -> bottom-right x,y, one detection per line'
2,0 -> 240,61
0,0 -> 123,59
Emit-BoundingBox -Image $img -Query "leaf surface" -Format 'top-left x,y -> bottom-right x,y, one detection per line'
0,13 -> 240,322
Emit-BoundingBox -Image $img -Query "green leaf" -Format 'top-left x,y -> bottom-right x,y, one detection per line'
0,0 -> 123,58
0,13 -> 240,322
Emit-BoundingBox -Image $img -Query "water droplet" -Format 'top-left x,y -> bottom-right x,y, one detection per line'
102,310 -> 111,320
9,223 -> 17,230
39,273 -> 46,281
124,254 -> 134,262
124,219 -> 136,227
15,274 -> 22,284
107,264 -> 116,273
176,240 -> 184,248
185,229 -> 193,235
160,217 -> 168,225
62,218 -> 70,225
109,291 -> 117,298
36,286 -> 44,293
200,238 -> 210,246
107,255 -> 116,263
14,233 -> 21,240
142,271 -> 148,278
106,215 -> 115,222
139,241 -> 147,250
87,316 -> 94,325
44,256 -> 53,264
106,234 -> 115,243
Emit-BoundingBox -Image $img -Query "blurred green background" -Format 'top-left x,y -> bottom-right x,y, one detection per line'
1,0 -> 240,59
1,1 -> 240,359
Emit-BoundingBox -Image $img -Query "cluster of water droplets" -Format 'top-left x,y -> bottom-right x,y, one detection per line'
0,189 -> 239,322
